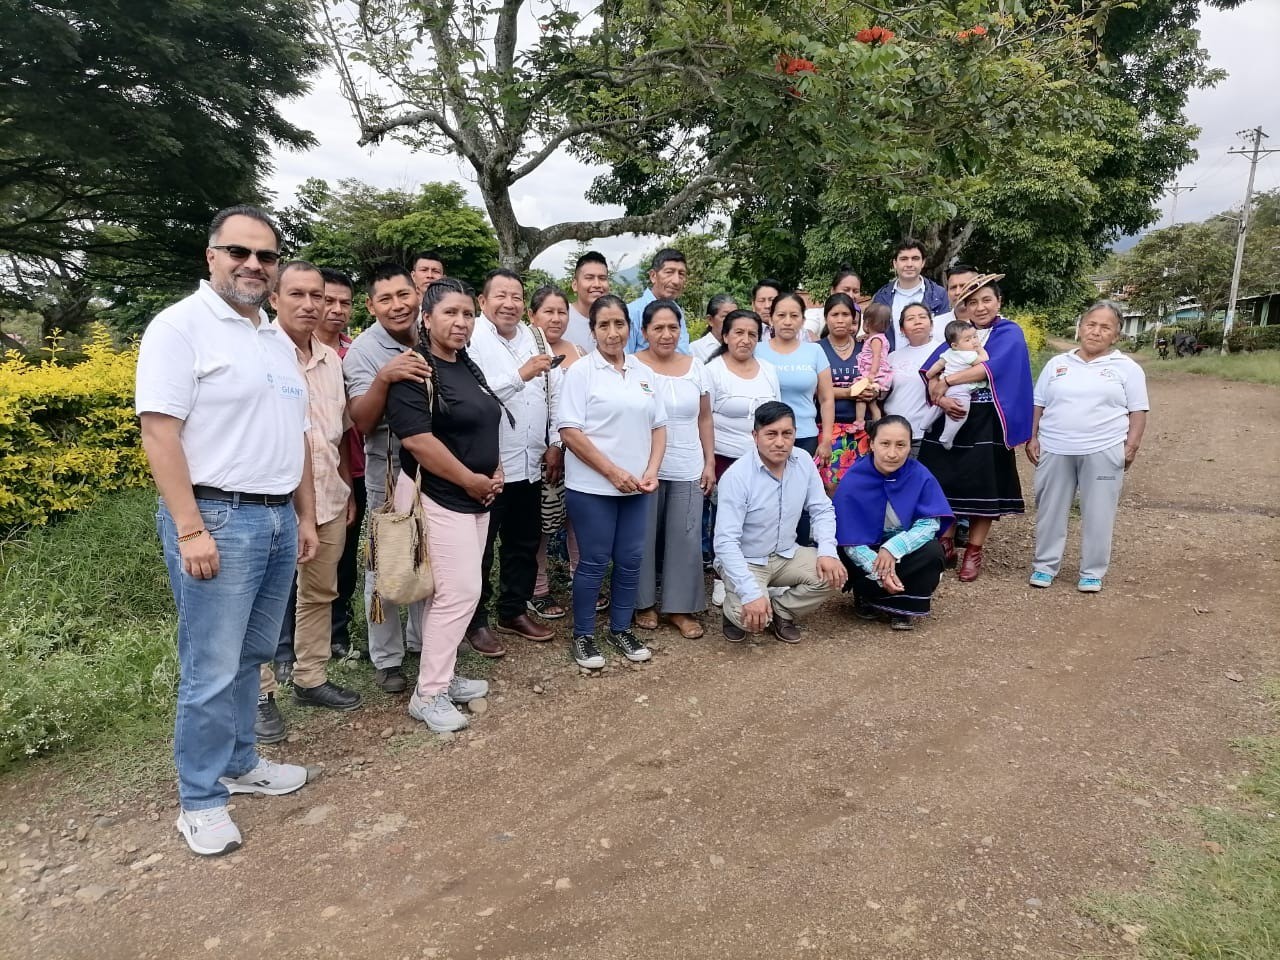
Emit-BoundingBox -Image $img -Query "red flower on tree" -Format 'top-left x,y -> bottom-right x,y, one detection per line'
855,26 -> 895,45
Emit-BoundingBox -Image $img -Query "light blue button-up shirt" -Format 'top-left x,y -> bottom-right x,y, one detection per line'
713,447 -> 837,604
626,288 -> 691,355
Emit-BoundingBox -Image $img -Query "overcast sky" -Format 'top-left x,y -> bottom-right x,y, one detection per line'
267,2 -> 1280,270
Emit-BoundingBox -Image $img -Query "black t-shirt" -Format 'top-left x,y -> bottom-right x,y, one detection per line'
385,351 -> 501,514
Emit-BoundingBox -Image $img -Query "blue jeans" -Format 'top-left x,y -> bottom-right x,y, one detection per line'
565,490 -> 649,636
158,497 -> 298,811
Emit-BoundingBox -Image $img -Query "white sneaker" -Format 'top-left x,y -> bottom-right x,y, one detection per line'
409,690 -> 469,733
175,806 -> 242,856
218,759 -> 308,796
711,579 -> 726,606
447,675 -> 489,703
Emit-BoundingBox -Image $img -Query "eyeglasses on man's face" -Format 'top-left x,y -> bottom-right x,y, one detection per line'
210,244 -> 282,265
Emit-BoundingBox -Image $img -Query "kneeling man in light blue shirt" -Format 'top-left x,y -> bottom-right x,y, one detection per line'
714,401 -> 848,643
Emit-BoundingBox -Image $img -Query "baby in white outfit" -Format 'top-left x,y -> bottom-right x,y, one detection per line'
926,320 -> 989,449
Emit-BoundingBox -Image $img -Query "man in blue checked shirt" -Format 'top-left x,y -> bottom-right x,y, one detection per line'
713,401 -> 848,644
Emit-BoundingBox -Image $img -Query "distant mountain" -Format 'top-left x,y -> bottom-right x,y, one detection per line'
1110,233 -> 1142,253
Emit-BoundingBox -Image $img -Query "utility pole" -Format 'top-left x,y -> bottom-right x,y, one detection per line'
1222,127 -> 1278,355
1166,184 -> 1195,226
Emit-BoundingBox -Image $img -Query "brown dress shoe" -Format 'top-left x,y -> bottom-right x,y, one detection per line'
467,625 -> 507,657
721,614 -> 746,643
770,617 -> 802,644
958,545 -> 984,582
495,613 -> 554,642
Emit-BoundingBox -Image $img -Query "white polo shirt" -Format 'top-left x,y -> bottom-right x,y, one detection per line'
556,350 -> 667,496
1034,349 -> 1150,455
690,332 -> 720,363
930,309 -> 956,343
467,317 -> 559,484
135,281 -> 309,495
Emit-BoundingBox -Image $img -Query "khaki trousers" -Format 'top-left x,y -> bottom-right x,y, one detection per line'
721,547 -> 834,631
260,515 -> 347,695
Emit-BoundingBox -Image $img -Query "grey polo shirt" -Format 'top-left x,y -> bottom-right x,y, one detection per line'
342,320 -> 413,462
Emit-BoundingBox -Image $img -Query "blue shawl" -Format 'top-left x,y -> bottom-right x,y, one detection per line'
833,455 -> 955,547
919,316 -> 1033,447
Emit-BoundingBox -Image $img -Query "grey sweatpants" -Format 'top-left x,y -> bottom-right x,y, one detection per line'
364,450 -> 424,669
1032,442 -> 1125,580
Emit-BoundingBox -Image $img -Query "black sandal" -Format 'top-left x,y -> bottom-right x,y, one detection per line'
527,594 -> 567,620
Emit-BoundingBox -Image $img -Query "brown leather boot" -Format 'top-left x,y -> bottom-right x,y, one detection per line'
958,545 -> 984,582
466,625 -> 507,658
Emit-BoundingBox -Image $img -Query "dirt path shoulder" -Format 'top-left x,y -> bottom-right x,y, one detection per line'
3,364 -> 1278,960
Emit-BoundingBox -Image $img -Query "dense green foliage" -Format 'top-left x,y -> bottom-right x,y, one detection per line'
0,0 -> 321,341
284,178 -> 501,294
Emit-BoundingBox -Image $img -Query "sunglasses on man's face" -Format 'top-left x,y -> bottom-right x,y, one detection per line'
210,244 -> 281,265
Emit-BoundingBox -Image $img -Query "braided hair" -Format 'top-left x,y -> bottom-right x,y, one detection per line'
419,278 -> 515,427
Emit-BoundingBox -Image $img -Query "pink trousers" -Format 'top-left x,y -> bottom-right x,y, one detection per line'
394,474 -> 489,696
534,523 -> 580,596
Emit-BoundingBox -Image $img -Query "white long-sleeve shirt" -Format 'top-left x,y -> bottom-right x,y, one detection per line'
467,317 -> 559,483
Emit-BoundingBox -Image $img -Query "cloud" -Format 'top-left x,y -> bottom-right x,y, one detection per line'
1165,3 -> 1280,225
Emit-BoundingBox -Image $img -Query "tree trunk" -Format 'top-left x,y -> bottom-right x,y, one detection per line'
477,170 -> 534,272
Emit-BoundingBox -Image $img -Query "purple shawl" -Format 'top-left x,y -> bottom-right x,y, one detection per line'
919,316 -> 1033,448
833,455 -> 955,547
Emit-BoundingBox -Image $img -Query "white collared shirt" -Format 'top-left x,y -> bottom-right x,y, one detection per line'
890,280 -> 926,324
467,317 -> 559,484
135,281 -> 309,495
690,332 -> 720,363
557,350 -> 668,496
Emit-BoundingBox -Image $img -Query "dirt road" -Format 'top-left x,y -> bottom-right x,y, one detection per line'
3,363 -> 1278,959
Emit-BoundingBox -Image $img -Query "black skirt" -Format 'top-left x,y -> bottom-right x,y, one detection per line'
842,539 -> 945,617
918,399 -> 1024,518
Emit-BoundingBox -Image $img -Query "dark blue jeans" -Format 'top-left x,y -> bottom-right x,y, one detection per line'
565,489 -> 649,636
158,497 -> 297,810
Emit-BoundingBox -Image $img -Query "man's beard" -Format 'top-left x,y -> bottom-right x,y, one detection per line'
213,276 -> 270,308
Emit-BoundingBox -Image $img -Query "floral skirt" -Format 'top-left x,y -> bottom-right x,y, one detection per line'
816,422 -> 870,488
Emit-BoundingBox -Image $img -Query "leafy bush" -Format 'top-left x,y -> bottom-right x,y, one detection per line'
1227,325 -> 1280,353
0,327 -> 147,529
1006,310 -> 1048,354
0,488 -> 177,770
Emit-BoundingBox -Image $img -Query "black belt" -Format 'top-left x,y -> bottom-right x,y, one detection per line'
193,485 -> 292,506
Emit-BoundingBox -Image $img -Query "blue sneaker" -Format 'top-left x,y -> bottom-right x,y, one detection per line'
1028,571 -> 1054,588
1077,577 -> 1103,593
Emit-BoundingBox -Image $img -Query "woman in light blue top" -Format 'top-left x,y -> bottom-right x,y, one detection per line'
755,291 -> 835,462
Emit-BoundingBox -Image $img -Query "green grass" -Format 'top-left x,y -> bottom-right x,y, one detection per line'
1081,682 -> 1280,958
0,488 -> 178,771
1140,349 -> 1280,387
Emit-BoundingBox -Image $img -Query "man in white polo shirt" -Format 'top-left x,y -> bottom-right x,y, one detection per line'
136,205 -> 320,857
465,268 -> 557,656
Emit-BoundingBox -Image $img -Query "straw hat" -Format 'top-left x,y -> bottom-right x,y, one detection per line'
952,272 -> 1005,305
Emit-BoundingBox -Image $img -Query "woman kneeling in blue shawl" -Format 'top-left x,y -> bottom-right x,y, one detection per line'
833,415 -> 954,630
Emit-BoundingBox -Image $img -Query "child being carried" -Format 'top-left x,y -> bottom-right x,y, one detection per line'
925,319 -> 989,449
848,302 -> 894,430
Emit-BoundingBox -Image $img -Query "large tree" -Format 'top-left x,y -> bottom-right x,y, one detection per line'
0,0 -> 321,339
775,0 -> 1243,305
319,0 -> 1101,270
286,178 -> 500,293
